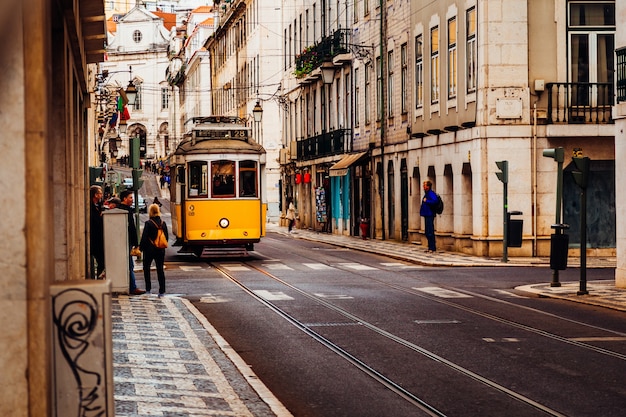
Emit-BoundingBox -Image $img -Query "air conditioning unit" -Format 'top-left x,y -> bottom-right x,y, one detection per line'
51,279 -> 114,417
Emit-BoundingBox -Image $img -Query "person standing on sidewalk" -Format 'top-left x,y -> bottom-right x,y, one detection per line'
140,203 -> 168,297
90,185 -> 105,278
120,189 -> 145,295
286,197 -> 296,233
420,180 -> 438,253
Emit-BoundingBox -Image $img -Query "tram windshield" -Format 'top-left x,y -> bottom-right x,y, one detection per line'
211,160 -> 235,197
239,160 -> 258,197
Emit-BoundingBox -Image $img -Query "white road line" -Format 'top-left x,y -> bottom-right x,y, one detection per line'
413,286 -> 473,298
253,290 -> 294,301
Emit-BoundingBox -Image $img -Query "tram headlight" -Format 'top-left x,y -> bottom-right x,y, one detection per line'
219,218 -> 230,228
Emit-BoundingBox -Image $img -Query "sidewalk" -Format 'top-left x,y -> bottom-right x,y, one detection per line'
110,222 -> 623,416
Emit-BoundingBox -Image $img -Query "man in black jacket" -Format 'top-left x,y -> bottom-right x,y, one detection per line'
120,189 -> 146,295
90,185 -> 105,278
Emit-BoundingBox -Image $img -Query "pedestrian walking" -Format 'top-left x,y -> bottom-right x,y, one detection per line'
286,197 -> 296,233
90,185 -> 105,278
119,189 -> 146,295
420,180 -> 438,253
153,196 -> 162,207
140,203 -> 168,297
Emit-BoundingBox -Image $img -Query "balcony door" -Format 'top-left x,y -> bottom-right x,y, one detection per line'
568,2 -> 615,107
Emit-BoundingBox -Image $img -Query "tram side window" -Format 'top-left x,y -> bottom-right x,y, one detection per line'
239,160 -> 258,197
188,161 -> 208,197
211,160 -> 235,197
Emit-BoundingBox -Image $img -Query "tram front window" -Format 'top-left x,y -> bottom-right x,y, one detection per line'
239,160 -> 258,197
188,161 -> 208,197
211,160 -> 235,197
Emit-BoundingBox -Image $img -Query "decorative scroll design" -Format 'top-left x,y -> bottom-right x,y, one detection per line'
53,288 -> 105,417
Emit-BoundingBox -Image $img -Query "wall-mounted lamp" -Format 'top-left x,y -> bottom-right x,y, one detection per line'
252,100 -> 263,123
320,59 -> 336,85
119,119 -> 128,134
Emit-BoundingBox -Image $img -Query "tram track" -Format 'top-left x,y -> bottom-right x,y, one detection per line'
210,261 -> 569,417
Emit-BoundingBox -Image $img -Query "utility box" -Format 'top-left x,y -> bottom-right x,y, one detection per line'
103,208 -> 129,293
51,279 -> 114,417
507,211 -> 523,248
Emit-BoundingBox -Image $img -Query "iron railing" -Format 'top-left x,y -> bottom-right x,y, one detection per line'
297,129 -> 352,160
294,29 -> 350,78
617,47 -> 626,103
546,82 -> 613,124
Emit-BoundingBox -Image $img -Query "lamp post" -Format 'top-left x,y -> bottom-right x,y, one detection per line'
252,100 -> 263,123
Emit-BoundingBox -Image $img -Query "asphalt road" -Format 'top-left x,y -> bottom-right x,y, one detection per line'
142,233 -> 622,417
127,169 -> 625,416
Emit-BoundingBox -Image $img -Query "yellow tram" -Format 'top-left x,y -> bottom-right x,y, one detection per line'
169,116 -> 266,256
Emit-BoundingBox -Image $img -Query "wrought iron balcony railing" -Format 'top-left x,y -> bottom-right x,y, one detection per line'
297,129 -> 352,161
294,29 -> 350,78
546,82 -> 613,124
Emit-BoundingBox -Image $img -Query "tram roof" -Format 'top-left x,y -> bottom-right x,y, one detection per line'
174,138 -> 265,155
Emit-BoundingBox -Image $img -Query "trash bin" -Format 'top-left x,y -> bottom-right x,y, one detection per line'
507,211 -> 523,248
550,226 -> 569,271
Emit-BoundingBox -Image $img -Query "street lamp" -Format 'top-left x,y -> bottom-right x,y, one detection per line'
320,58 -> 336,85
125,81 -> 137,107
119,119 -> 128,134
252,100 -> 263,123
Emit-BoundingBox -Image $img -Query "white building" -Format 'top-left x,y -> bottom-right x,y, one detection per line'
206,0 -> 285,222
100,5 -> 174,162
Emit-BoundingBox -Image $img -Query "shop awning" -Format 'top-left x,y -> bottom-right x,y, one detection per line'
329,152 -> 368,176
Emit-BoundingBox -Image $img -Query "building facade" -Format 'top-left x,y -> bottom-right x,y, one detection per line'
281,0 -> 616,260
0,1 -> 107,415
100,5 -> 173,163
206,0 -> 284,222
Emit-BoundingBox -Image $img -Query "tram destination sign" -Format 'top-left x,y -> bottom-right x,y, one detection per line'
194,129 -> 249,139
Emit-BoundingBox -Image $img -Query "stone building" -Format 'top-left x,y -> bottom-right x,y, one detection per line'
0,1 -> 108,415
281,0 -> 617,261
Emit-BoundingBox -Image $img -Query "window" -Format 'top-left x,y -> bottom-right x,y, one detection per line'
355,68 -> 360,126
466,7 -> 477,93
387,50 -> 394,117
365,63 -> 371,124
188,161 -> 208,198
239,160 -> 258,197
448,17 -> 457,99
401,43 -> 407,113
431,26 -> 440,104
211,160 -> 235,197
415,35 -> 424,108
133,30 -> 142,43
134,84 -> 142,110
568,2 -> 615,106
161,88 -> 169,110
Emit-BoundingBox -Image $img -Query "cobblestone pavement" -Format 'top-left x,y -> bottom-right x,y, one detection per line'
112,295 -> 292,417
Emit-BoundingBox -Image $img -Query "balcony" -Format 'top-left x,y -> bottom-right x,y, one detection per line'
546,82 -> 613,124
297,129 -> 352,161
294,29 -> 350,79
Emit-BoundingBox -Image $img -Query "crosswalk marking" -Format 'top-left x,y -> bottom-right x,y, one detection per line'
380,262 -> 422,269
303,263 -> 335,270
199,294 -> 231,304
179,266 -> 206,272
218,263 -> 250,271
413,287 -> 472,298
337,263 -> 378,270
262,263 -> 294,270
314,293 -> 354,300
253,290 -> 294,301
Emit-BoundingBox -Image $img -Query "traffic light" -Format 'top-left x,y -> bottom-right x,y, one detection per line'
132,169 -> 144,191
571,156 -> 590,189
495,160 -> 508,183
542,147 -> 564,163
130,136 -> 141,169
89,166 -> 103,185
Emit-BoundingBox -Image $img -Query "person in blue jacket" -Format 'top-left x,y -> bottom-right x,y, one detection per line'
420,180 -> 438,253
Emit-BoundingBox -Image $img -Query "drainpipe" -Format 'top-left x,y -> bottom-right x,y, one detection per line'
379,0 -> 386,240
